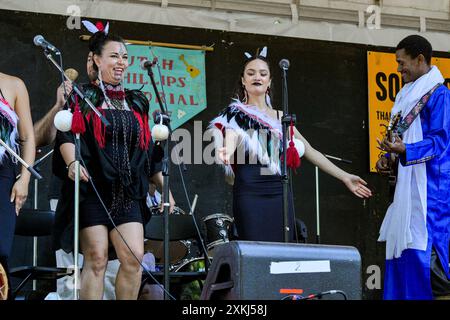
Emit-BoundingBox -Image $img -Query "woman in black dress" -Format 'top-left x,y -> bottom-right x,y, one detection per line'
0,72 -> 35,298
210,48 -> 372,242
53,30 -> 163,299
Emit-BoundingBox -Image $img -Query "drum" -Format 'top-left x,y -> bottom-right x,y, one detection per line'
145,205 -> 192,266
202,213 -> 234,255
0,263 -> 8,300
144,239 -> 191,266
174,257 -> 209,300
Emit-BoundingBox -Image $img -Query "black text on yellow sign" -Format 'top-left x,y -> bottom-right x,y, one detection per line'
367,51 -> 450,172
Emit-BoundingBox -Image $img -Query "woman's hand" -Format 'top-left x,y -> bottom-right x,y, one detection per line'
67,161 -> 90,182
10,177 -> 29,215
218,147 -> 231,165
342,174 -> 372,198
217,129 -> 237,165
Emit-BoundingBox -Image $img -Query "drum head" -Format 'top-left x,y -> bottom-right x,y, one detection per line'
144,240 -> 190,265
202,213 -> 233,223
145,206 -> 196,240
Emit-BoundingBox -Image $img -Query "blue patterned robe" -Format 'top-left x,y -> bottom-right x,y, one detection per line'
384,85 -> 450,300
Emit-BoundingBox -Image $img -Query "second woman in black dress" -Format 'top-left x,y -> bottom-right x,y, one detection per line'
210,48 -> 372,242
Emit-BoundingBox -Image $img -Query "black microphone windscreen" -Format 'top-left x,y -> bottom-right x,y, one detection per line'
140,59 -> 146,70
140,59 -> 151,70
279,59 -> 290,69
33,35 -> 44,46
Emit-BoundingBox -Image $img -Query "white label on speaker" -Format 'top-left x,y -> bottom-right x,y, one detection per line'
269,260 -> 331,274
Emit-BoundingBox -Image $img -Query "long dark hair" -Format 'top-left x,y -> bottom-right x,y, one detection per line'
88,31 -> 125,71
232,54 -> 274,106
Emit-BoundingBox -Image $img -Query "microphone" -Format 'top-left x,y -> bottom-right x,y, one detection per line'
279,58 -> 290,70
324,154 -> 352,164
140,57 -> 158,70
33,35 -> 60,54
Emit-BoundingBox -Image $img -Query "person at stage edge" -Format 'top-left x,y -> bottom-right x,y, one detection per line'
0,72 -> 35,300
209,47 -> 372,242
377,34 -> 450,300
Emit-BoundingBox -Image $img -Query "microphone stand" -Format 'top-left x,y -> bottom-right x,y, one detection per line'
41,48 -> 109,300
31,149 -> 53,291
144,56 -> 212,298
143,62 -> 173,300
0,139 -> 42,180
150,50 -> 211,273
148,51 -> 212,278
280,64 -> 295,243
42,50 -> 110,127
314,154 -> 352,244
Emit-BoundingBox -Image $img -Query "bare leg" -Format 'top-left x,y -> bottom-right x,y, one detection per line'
110,222 -> 144,300
80,225 -> 109,300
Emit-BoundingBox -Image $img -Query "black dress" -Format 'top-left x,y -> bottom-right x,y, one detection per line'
233,163 -> 295,242
0,156 -> 16,273
52,82 -> 160,253
0,89 -> 19,281
210,100 -> 295,242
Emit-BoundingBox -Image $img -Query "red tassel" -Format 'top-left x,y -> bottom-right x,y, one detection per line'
71,95 -> 86,134
87,109 -> 106,148
133,110 -> 150,150
133,110 -> 144,148
286,120 -> 300,171
144,114 -> 152,150
143,113 -> 151,150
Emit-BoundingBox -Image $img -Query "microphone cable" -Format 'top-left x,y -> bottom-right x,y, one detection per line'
57,53 -> 70,110
299,290 -> 348,300
78,156 -> 177,300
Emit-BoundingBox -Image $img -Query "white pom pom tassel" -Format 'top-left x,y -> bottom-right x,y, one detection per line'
54,110 -> 73,132
152,124 -> 169,141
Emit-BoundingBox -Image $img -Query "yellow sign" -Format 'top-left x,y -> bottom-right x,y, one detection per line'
367,51 -> 450,172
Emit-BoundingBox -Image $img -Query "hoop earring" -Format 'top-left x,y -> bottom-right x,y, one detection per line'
98,68 -> 103,82
243,87 -> 248,104
98,69 -> 112,108
265,87 -> 272,108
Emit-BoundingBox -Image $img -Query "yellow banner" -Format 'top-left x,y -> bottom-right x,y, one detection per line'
367,51 -> 450,172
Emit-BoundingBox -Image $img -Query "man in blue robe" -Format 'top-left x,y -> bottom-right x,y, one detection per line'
377,35 -> 450,300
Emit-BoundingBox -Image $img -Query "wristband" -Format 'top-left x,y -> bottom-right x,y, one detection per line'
66,160 -> 76,169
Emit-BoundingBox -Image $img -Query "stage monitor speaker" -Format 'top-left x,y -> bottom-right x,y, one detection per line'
200,241 -> 361,300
